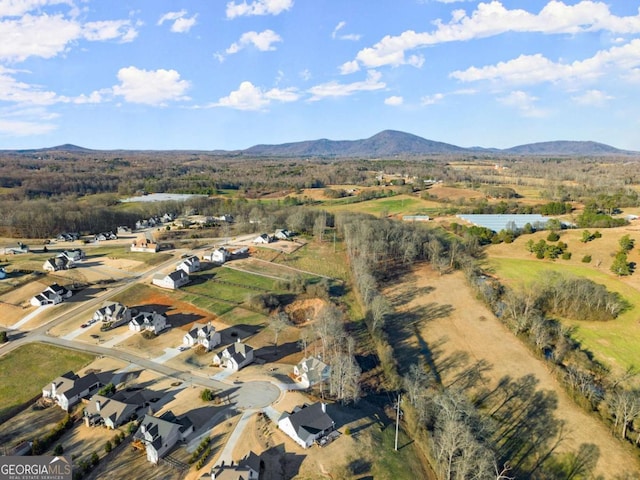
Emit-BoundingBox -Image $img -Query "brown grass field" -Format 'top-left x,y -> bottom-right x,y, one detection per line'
383,265 -> 640,478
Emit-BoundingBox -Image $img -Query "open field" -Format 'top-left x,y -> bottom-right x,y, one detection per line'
0,344 -> 94,419
382,265 -> 640,478
272,239 -> 351,281
486,226 -> 640,373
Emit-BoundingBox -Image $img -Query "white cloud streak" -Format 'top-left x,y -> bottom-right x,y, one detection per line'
157,10 -> 197,33
226,0 -> 293,19
308,70 -> 385,101
384,95 -> 403,106
351,1 -> 640,69
450,39 -> 640,85
499,90 -> 548,117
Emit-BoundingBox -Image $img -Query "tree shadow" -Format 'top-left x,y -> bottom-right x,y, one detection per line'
254,340 -> 299,363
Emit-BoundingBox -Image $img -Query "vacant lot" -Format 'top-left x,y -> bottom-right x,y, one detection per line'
0,344 -> 94,419
486,226 -> 640,373
382,265 -> 640,478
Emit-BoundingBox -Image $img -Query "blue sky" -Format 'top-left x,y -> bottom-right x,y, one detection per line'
2,0 -> 640,150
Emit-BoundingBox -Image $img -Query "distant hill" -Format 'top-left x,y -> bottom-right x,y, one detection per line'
244,130 -> 466,157
3,131 -> 636,157
503,140 -> 630,155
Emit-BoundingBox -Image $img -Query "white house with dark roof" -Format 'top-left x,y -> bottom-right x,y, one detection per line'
177,255 -> 200,274
213,340 -> 254,371
293,357 -> 331,389
134,411 -> 193,464
129,311 -> 168,334
84,394 -> 139,429
93,301 -> 131,328
42,371 -> 103,411
43,255 -> 74,272
204,247 -> 231,265
253,233 -> 272,244
30,283 -> 72,306
183,322 -> 221,350
152,270 -> 190,290
277,402 -> 335,449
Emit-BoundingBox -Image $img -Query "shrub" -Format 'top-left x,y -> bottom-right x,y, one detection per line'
561,252 -> 572,260
547,232 -> 560,242
53,444 -> 64,455
0,331 -> 7,343
200,389 -> 214,402
581,255 -> 592,263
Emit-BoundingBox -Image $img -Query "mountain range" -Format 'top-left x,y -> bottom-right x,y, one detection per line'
4,130 -> 637,157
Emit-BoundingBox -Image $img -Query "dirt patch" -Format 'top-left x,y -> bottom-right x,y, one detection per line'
427,184 -> 483,202
284,298 -> 327,325
383,265 -> 640,478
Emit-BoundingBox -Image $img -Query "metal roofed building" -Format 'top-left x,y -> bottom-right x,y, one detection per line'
455,214 -> 551,232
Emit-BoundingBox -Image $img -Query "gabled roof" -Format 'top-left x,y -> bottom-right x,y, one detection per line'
279,403 -> 334,444
297,357 -> 329,384
135,413 -> 182,448
47,283 -> 69,295
85,394 -> 139,426
167,270 -> 189,281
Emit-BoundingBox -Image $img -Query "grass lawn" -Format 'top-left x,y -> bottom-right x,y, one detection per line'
215,267 -> 280,290
0,344 -> 94,419
180,294 -> 237,316
274,240 -> 351,281
370,424 -> 432,480
217,307 -> 267,326
487,256 -> 640,373
323,194 -> 436,216
86,246 -> 173,266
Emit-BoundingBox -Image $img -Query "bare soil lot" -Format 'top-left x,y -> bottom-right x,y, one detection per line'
382,265 -> 640,478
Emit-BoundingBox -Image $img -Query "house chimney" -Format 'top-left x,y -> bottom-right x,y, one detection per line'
96,400 -> 101,412
321,402 -> 326,413
51,382 -> 56,397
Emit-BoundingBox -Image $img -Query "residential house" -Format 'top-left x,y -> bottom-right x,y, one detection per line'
204,247 -> 231,265
56,232 -> 80,242
293,357 -> 331,389
213,340 -> 254,371
60,249 -> 85,262
5,242 -> 29,254
274,229 -> 294,240
117,226 -> 131,234
177,255 -> 200,274
152,270 -> 190,290
161,213 -> 175,223
30,283 -> 72,306
84,388 -> 159,428
129,311 -> 168,334
42,371 -> 102,411
253,233 -> 272,244
83,394 -> 139,429
43,256 -> 73,272
215,214 -> 234,223
131,233 -> 159,253
94,231 -> 117,242
93,301 -> 132,328
183,322 -> 221,351
134,412 -> 193,464
277,402 -> 335,449
207,452 -> 261,480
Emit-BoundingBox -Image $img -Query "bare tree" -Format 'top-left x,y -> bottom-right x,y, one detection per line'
607,389 -> 640,439
369,294 -> 391,332
403,363 -> 431,407
313,304 -> 345,361
270,311 -> 292,356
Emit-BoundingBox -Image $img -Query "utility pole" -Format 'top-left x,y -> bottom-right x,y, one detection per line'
394,393 -> 401,451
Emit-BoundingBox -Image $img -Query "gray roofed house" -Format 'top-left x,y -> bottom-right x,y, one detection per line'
152,269 -> 190,290
42,371 -> 103,411
277,402 -> 335,449
212,341 -> 254,371
183,322 -> 221,350
84,394 -> 139,429
293,357 -> 330,388
30,283 -> 72,306
93,301 -> 132,328
207,451 -> 261,480
177,255 -> 200,274
134,411 -> 193,464
129,311 -> 168,334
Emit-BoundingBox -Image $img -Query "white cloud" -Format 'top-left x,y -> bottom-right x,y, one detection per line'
225,30 -> 282,55
83,20 -> 137,42
308,70 -> 385,101
384,95 -> 403,106
450,39 -> 640,85
299,69 -> 311,81
332,20 -> 361,41
339,60 -> 360,75
226,0 -> 293,19
0,66 -> 61,104
421,93 -> 444,105
112,66 -> 190,106
0,13 -> 138,62
0,118 -> 56,135
213,81 -> 300,110
0,0 -> 72,17
571,89 -> 614,106
499,90 -> 547,117
352,1 -> 640,69
157,10 -> 197,33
